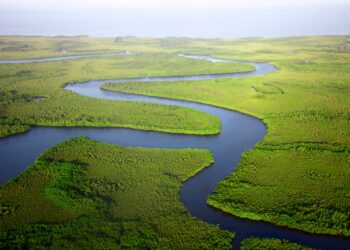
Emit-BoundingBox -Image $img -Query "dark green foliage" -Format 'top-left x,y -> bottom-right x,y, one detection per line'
0,124 -> 30,137
240,237 -> 313,250
208,148 -> 350,236
0,137 -> 233,249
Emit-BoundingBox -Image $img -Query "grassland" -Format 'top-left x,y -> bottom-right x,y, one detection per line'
240,237 -> 313,250
102,35 -> 350,236
0,37 -> 254,137
0,137 -> 233,249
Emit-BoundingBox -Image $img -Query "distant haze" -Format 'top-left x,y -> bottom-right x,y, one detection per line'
0,0 -> 349,38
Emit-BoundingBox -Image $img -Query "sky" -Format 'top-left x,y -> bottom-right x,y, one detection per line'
0,0 -> 349,38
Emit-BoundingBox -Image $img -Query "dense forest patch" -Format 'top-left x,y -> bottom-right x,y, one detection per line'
0,137 -> 233,249
240,237 -> 313,250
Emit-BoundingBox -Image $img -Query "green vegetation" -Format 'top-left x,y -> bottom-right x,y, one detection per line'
0,137 -> 233,249
1,35 -> 349,245
0,36 -> 256,137
0,45 -> 255,137
102,35 -> 350,236
208,149 -> 350,235
0,124 -> 30,137
240,237 -> 313,250
0,84 -> 221,137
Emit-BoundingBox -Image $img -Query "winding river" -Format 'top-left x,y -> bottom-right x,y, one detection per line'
0,53 -> 349,249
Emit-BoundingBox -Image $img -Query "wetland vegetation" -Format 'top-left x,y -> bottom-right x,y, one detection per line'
0,137 -> 233,249
240,237 -> 313,250
0,35 -> 349,249
0,48 -> 251,136
102,35 -> 350,236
